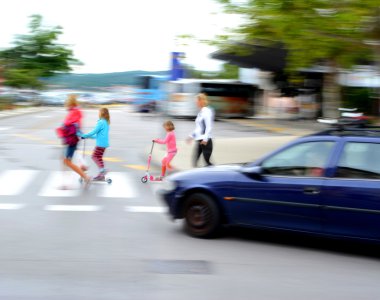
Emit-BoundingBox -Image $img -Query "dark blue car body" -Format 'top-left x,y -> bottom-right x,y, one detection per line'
161,131 -> 380,241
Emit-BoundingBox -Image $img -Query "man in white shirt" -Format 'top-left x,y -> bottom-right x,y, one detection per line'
187,93 -> 214,167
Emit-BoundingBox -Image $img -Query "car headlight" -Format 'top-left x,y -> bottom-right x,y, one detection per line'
160,178 -> 177,192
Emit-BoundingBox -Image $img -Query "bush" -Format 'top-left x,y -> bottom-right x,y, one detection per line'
341,87 -> 374,115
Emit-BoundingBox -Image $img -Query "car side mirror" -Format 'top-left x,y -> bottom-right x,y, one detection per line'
240,166 -> 263,179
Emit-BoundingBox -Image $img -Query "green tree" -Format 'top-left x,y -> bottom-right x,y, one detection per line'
214,0 -> 380,117
216,63 -> 239,79
0,15 -> 80,89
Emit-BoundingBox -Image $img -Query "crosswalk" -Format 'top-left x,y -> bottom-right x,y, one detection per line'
0,204 -> 168,213
36,171 -> 139,198
0,169 -> 143,198
0,169 -> 167,213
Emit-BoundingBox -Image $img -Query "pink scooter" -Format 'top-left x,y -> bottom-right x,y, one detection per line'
141,141 -> 163,183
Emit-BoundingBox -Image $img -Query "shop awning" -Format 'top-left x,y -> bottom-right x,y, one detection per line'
211,43 -> 288,72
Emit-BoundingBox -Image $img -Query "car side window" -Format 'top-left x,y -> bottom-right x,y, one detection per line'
335,142 -> 380,179
261,141 -> 335,177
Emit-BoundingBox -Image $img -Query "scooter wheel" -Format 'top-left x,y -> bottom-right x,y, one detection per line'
141,176 -> 148,183
106,178 -> 112,184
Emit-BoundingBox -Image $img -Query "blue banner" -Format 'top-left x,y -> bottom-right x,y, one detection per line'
170,52 -> 185,81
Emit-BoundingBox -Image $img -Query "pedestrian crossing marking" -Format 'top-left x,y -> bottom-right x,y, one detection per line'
0,170 -> 39,196
44,205 -> 102,212
0,169 -> 151,199
98,172 -> 138,198
0,202 -> 168,213
0,203 -> 26,210
38,171 -> 81,197
124,206 -> 167,213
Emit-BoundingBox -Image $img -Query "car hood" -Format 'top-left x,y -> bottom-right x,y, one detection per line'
167,164 -> 244,181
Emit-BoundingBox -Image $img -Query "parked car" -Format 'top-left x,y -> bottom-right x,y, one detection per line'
160,124 -> 380,242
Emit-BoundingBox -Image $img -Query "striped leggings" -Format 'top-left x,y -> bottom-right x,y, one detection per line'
92,147 -> 106,169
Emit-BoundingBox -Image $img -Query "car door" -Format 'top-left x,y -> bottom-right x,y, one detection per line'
227,140 -> 337,232
322,139 -> 380,240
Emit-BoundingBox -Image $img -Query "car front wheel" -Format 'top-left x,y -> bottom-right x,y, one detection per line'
183,193 -> 220,238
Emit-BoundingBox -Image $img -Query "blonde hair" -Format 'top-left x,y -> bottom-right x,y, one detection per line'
100,107 -> 110,124
65,94 -> 78,108
197,93 -> 208,106
163,120 -> 175,131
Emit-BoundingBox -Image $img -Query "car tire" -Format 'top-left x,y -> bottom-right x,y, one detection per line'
183,193 -> 220,238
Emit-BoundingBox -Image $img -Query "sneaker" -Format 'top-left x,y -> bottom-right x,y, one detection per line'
93,174 -> 105,181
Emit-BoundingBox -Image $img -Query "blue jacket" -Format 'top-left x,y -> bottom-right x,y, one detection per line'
80,118 -> 109,148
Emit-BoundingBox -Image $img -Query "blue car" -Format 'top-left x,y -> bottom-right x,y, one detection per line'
160,126 -> 380,241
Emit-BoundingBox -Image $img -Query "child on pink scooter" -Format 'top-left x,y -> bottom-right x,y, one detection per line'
153,120 -> 177,179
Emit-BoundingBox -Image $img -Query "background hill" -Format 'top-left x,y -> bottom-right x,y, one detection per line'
45,70 -> 169,89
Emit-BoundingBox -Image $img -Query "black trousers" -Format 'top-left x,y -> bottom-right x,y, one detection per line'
193,139 -> 213,167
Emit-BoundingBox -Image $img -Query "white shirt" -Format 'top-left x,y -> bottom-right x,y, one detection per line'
190,106 -> 214,141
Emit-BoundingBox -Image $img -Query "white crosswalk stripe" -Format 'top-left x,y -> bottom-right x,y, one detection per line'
0,169 -> 142,199
124,206 -> 167,213
0,170 -> 39,196
0,203 -> 26,210
44,205 -> 102,212
98,172 -> 138,198
38,171 -> 81,197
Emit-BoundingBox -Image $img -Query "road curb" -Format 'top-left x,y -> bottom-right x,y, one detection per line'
218,117 -> 324,136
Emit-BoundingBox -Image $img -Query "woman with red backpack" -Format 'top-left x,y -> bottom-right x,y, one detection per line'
56,94 -> 91,188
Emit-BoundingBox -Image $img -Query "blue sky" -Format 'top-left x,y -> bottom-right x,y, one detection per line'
0,0 -> 242,73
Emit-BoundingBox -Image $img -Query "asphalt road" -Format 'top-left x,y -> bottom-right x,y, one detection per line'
0,106 -> 379,300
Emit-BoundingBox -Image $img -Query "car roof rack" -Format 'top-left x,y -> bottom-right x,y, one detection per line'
316,108 -> 380,137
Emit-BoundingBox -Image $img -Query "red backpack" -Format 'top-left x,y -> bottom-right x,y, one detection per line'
56,124 -> 79,146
